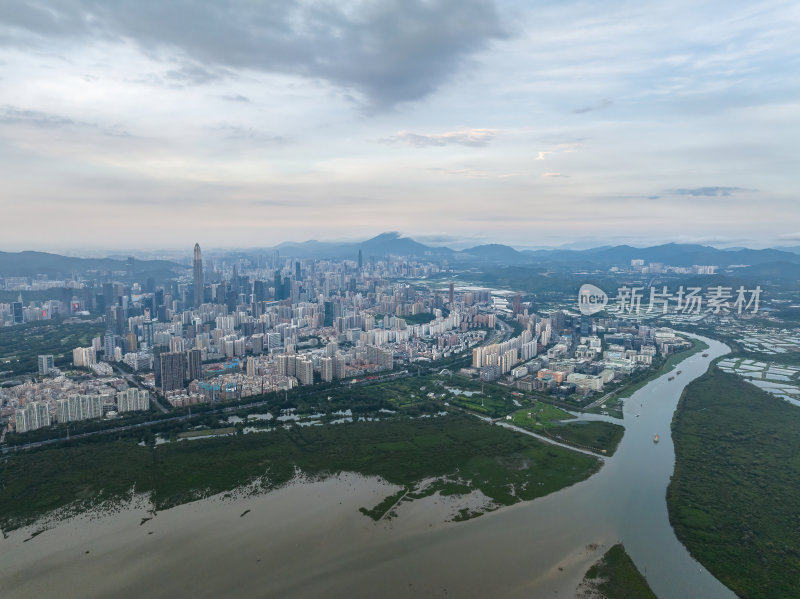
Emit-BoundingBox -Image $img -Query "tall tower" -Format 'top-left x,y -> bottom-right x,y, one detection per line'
449,282 -> 455,306
193,243 -> 203,308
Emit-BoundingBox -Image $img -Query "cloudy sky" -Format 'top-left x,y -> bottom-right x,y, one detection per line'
1,0 -> 799,251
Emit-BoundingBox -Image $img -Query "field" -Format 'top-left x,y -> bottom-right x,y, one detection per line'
0,413 -> 600,532
668,366 -> 800,598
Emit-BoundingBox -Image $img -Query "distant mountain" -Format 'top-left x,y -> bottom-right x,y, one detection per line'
7,235 -> 798,276
585,243 -> 800,267
360,232 -> 455,258
0,251 -> 184,279
462,244 -> 528,263
272,232 -> 456,260
774,245 -> 800,255
257,235 -> 800,268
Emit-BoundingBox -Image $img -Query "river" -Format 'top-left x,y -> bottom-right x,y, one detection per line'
0,335 -> 735,598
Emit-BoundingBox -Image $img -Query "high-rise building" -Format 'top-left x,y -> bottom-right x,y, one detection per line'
160,351 -> 187,392
73,346 -> 96,367
15,401 -> 51,433
186,348 -> 202,382
104,331 -> 116,361
320,357 -> 333,382
193,243 -> 203,308
12,301 -> 24,324
57,394 -> 103,423
296,358 -> 314,385
38,354 -> 54,376
449,282 -> 455,306
117,388 -> 150,413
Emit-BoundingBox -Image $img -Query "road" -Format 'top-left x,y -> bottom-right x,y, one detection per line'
494,420 -> 605,459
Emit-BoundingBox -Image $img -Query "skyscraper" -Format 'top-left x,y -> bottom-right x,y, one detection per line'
193,243 -> 203,308
160,351 -> 187,392
186,348 -> 202,382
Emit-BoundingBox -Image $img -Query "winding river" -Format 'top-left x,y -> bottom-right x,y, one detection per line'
1,335 -> 736,598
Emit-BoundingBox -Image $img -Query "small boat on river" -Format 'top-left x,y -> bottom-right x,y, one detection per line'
654,434 -> 660,443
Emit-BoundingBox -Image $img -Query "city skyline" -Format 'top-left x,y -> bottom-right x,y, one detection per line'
1,1 -> 798,250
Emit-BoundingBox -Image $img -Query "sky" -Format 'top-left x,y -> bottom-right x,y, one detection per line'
1,0 -> 799,252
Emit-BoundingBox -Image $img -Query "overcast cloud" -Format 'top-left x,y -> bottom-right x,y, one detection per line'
0,0 -> 798,250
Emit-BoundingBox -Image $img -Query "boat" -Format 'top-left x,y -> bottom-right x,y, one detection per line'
654,434 -> 659,443
668,376 -> 675,381
676,370 -> 682,375
702,353 -> 708,357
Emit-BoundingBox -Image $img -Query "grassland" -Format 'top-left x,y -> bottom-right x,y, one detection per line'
0,413 -> 600,532
578,543 -> 657,599
668,366 -> 800,599
552,421 -> 625,455
510,408 -> 624,455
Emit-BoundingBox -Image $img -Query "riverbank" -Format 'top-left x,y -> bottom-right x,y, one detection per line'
576,543 -> 657,598
669,365 -> 800,598
0,413 -> 600,533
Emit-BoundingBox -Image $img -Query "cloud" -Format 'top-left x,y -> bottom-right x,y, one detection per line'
0,105 -> 77,128
219,94 -> 250,103
163,63 -> 231,86
427,167 -> 490,178
542,172 -> 569,178
572,98 -> 613,114
776,232 -> 800,243
381,128 -> 498,148
206,124 -> 284,143
0,104 -> 131,136
535,142 -> 582,160
671,186 -> 752,197
1,0 -> 507,109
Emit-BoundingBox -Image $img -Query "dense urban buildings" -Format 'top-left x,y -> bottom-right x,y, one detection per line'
0,240 -> 721,433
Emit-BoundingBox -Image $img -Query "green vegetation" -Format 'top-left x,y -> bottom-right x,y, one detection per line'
511,403 -> 574,427
0,413 -> 600,532
377,373 -> 527,418
668,366 -> 800,599
552,421 -> 624,456
177,427 -> 234,439
578,544 -> 657,599
400,312 -> 435,325
359,488 -> 407,520
510,408 -> 624,455
0,318 -> 105,380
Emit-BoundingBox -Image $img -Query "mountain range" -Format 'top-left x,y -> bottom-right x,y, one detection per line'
3,233 -> 800,278
0,251 -> 182,279
269,232 -> 800,269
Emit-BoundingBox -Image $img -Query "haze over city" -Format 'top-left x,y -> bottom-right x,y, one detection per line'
1,0 -> 799,251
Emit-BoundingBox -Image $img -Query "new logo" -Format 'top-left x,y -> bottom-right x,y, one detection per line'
578,284 -> 608,316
